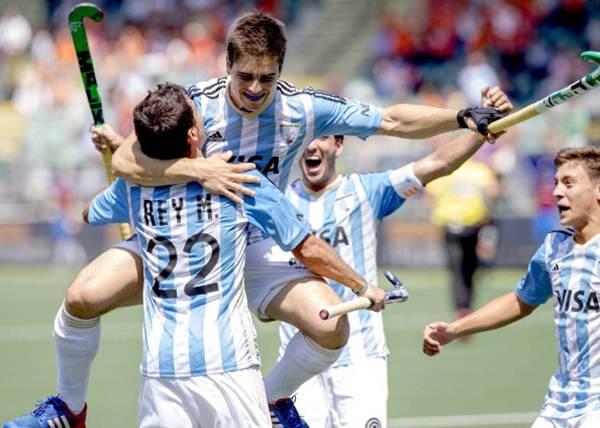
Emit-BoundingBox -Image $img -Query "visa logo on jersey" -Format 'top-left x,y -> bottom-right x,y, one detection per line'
554,289 -> 600,313
313,226 -> 350,247
229,155 -> 280,175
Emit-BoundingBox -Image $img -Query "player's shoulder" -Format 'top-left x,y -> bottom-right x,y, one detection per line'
276,79 -> 347,105
547,227 -> 575,238
543,227 -> 575,253
187,77 -> 227,101
286,178 -> 303,195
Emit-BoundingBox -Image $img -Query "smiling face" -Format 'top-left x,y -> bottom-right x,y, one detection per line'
553,161 -> 600,233
300,136 -> 344,192
227,53 -> 279,113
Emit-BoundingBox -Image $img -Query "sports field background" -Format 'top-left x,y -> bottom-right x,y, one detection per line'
0,266 -> 555,427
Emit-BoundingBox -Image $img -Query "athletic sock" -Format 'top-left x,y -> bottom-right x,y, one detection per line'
53,302 -> 100,414
264,332 -> 342,402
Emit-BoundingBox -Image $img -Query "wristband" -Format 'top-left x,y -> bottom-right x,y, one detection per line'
353,283 -> 369,296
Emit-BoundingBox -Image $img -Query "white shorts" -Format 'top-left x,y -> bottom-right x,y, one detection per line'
114,235 -> 317,321
138,367 -> 270,428
245,237 -> 319,321
532,411 -> 600,428
293,357 -> 388,428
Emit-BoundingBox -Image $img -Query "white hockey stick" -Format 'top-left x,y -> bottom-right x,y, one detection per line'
319,271 -> 408,320
488,51 -> 600,134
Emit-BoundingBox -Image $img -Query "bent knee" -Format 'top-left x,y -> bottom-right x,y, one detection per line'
311,314 -> 349,349
65,276 -> 105,319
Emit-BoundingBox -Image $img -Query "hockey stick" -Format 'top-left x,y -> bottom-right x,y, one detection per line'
319,270 -> 409,320
68,3 -> 131,240
488,51 -> 600,134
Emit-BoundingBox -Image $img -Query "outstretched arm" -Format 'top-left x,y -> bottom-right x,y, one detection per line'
412,86 -> 513,185
422,292 -> 536,356
377,87 -> 512,140
291,235 -> 386,311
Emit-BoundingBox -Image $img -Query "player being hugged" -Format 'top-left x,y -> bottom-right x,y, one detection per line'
423,147 -> 600,428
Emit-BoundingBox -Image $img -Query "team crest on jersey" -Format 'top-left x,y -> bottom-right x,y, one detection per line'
279,122 -> 300,145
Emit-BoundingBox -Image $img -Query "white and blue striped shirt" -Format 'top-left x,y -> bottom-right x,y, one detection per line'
515,229 -> 600,419
279,166 -> 418,367
88,171 -> 310,378
188,77 -> 383,192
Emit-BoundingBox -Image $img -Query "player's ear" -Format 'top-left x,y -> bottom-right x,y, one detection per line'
334,136 -> 344,158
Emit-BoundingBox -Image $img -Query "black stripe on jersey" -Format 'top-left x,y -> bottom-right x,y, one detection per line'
188,78 -> 227,100
277,81 -> 347,105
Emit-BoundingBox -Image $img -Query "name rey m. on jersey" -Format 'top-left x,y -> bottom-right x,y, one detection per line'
86,170 -> 310,378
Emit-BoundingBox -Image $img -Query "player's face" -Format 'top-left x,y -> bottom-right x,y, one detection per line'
553,161 -> 600,231
227,53 -> 279,113
300,136 -> 343,191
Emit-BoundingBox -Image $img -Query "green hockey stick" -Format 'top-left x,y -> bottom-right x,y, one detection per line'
489,51 -> 600,134
68,3 -> 131,239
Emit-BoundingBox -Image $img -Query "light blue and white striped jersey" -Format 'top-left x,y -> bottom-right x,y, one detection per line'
187,77 -> 382,192
279,166 -> 419,367
88,171 -> 310,378
515,229 -> 600,419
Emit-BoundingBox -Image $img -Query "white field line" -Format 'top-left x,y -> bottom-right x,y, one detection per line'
388,411 -> 538,427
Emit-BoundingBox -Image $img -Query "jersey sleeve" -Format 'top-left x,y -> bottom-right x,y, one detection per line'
87,178 -> 130,225
243,171 -> 310,251
514,240 -> 552,306
311,91 -> 383,140
358,163 -> 423,219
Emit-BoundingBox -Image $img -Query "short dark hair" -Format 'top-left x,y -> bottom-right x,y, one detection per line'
226,11 -> 287,72
133,83 -> 195,160
554,146 -> 600,180
334,135 -> 344,144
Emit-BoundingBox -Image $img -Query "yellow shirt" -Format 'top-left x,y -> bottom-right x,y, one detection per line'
426,160 -> 496,228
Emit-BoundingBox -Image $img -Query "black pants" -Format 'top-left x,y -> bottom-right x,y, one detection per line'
444,226 -> 481,311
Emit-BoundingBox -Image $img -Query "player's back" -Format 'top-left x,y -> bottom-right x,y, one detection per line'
128,181 -> 259,378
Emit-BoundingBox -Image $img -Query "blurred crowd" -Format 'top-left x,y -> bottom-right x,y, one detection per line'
0,0 -> 598,251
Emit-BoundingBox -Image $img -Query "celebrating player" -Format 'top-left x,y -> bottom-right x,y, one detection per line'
85,83 -> 283,426
277,86 -> 511,427
5,10 -> 504,428
423,146 -> 600,427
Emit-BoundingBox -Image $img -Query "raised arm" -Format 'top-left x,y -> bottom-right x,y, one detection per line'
291,235 -> 386,311
412,86 -> 513,185
422,292 -> 536,356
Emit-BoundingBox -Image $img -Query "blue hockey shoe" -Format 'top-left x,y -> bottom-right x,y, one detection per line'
3,396 -> 87,428
269,397 -> 309,428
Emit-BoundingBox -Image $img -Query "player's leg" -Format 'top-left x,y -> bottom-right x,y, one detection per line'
4,243 -> 143,428
263,276 -> 349,403
56,246 -> 143,413
326,357 -> 388,428
459,226 -> 480,312
287,372 -> 333,427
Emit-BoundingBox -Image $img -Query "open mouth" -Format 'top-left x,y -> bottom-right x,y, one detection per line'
304,156 -> 322,169
557,205 -> 570,215
243,92 -> 265,102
